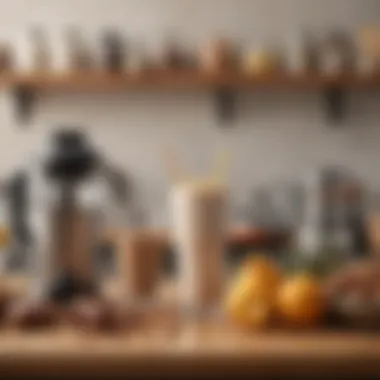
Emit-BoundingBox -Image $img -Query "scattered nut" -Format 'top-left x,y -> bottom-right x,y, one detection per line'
67,297 -> 127,333
4,300 -> 60,330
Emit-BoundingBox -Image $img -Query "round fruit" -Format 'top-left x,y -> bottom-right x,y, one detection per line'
241,255 -> 282,295
226,255 -> 282,329
277,274 -> 325,327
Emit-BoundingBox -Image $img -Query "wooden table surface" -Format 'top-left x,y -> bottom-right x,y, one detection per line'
1,277 -> 380,377
0,326 -> 379,377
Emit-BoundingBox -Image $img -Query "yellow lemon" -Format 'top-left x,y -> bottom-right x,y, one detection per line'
277,274 -> 325,327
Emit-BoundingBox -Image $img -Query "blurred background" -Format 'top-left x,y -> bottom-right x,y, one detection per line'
0,0 -> 379,377
0,0 -> 379,229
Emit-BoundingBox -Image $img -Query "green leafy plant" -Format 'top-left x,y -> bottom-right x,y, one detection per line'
278,246 -> 348,279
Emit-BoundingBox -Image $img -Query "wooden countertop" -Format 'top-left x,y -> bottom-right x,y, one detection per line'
1,276 -> 380,377
0,327 -> 379,377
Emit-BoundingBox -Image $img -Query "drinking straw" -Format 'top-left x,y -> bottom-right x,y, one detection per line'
161,146 -> 188,183
211,147 -> 230,185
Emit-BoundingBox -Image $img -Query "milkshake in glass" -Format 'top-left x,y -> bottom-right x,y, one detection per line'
171,179 -> 226,316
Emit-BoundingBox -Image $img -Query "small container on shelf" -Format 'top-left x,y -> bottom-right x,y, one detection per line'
158,40 -> 190,70
242,47 -> 282,76
356,55 -> 378,77
0,43 -> 13,72
198,38 -> 237,74
319,31 -> 355,76
124,42 -> 148,75
357,27 -> 380,76
101,30 -> 124,73
286,31 -> 319,74
29,27 -> 51,72
65,27 -> 94,72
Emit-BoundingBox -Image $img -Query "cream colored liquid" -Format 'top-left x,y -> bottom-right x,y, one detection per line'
171,181 -> 226,313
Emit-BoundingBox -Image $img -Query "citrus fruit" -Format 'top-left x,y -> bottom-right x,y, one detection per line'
277,274 -> 325,327
226,255 -> 282,329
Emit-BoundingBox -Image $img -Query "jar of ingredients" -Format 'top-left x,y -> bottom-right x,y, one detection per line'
357,27 -> 380,75
319,32 -> 355,75
124,43 -> 148,74
286,31 -> 318,73
243,48 -> 280,75
66,28 -> 93,71
30,27 -> 51,72
101,31 -> 124,72
199,38 -> 235,73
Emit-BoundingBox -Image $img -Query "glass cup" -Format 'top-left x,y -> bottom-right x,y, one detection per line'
116,229 -> 164,306
171,180 -> 226,317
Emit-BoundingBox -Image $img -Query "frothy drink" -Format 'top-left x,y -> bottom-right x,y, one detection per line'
171,180 -> 226,314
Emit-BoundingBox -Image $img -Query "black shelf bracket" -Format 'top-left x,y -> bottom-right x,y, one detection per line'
214,87 -> 236,126
12,85 -> 36,126
323,86 -> 346,125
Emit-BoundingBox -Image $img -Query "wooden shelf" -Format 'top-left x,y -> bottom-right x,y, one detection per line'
2,70 -> 380,90
2,70 -> 380,125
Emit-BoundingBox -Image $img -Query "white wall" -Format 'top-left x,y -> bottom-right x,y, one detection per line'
0,0 -> 380,226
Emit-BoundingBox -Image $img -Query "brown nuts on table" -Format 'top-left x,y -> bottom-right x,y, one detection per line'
1,297 -> 133,333
325,259 -> 380,329
67,297 -> 126,333
0,284 -> 12,321
4,300 -> 59,330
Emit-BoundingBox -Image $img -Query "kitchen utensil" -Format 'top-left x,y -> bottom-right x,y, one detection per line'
1,128 -> 131,303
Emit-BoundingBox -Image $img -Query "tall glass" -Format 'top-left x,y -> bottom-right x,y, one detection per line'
171,180 -> 226,317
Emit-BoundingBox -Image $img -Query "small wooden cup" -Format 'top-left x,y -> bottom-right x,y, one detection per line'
367,212 -> 380,257
116,229 -> 165,303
